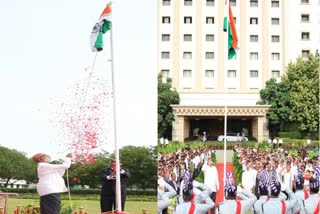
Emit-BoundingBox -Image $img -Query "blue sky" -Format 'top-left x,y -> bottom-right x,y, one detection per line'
0,0 -> 157,159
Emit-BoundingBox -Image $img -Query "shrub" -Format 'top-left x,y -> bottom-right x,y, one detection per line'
278,132 -> 301,139
232,153 -> 242,185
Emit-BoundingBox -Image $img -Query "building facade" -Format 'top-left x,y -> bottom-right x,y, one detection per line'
157,0 -> 320,142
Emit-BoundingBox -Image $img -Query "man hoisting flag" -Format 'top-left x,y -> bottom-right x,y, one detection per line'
223,0 -> 238,59
90,3 -> 112,52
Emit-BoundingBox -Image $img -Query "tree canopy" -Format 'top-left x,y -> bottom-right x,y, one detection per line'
68,146 -> 157,189
258,54 -> 320,138
257,78 -> 290,136
0,146 -> 37,186
158,74 -> 180,139
120,146 -> 157,189
285,54 -> 320,136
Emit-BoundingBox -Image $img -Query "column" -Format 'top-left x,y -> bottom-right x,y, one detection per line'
172,115 -> 185,142
257,116 -> 268,142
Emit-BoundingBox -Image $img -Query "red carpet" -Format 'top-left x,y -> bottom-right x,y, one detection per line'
215,163 -> 235,205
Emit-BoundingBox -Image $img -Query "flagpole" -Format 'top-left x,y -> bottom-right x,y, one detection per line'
223,0 -> 229,200
110,20 -> 122,212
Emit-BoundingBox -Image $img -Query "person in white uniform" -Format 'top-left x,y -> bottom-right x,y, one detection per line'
32,153 -> 72,214
261,176 -> 297,214
304,176 -> 320,214
216,172 -> 257,214
292,168 -> 309,214
174,170 -> 214,214
253,170 -> 271,214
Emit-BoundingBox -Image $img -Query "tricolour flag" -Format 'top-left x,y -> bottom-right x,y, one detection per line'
90,4 -> 112,52
223,1 -> 238,59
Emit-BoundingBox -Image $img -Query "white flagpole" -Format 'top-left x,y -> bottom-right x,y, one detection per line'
110,19 -> 122,212
223,0 -> 229,200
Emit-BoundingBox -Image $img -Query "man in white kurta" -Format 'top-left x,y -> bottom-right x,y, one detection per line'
281,163 -> 294,190
242,162 -> 255,193
202,157 -> 219,214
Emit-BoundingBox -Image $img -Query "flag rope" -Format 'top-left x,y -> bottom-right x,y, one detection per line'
66,169 -> 73,212
71,52 -> 99,158
78,52 -> 98,120
65,52 -> 98,211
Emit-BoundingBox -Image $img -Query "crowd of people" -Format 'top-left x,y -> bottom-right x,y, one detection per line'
157,144 -> 320,214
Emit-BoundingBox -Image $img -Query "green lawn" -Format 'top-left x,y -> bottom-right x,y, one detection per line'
4,198 -> 157,214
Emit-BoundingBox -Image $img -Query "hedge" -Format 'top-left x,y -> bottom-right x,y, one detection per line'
278,131 -> 301,139
2,193 -> 157,201
232,152 -> 242,185
0,188 -> 156,196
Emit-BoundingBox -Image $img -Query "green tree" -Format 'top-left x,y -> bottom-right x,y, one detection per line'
258,54 -> 320,139
257,78 -> 290,137
0,146 -> 37,186
67,152 -> 112,188
158,74 -> 180,139
67,147 -> 157,190
120,146 -> 157,189
285,54 -> 320,138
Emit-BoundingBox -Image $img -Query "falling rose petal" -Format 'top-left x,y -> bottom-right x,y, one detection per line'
50,74 -> 111,164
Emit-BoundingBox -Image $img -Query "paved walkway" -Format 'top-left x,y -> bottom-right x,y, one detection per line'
215,150 -> 235,205
215,150 -> 234,163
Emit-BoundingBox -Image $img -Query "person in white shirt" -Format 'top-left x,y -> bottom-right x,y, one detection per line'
202,132 -> 207,145
305,160 -> 314,172
164,138 -> 169,147
32,152 -> 72,214
202,157 -> 219,214
306,139 -> 311,148
281,162 -> 294,190
159,137 -> 164,147
242,161 -> 255,193
273,138 -> 278,149
192,153 -> 200,178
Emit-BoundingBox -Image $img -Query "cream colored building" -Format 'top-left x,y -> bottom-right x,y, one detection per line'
157,0 -> 320,142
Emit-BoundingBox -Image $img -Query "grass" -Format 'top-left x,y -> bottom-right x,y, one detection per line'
3,198 -> 157,214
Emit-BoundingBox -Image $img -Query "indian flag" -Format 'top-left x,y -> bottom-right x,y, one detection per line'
223,0 -> 238,59
90,4 -> 112,52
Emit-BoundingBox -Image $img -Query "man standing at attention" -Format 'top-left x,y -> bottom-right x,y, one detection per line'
100,159 -> 130,213
202,157 -> 219,214
242,161 -> 255,193
254,160 -> 265,199
168,172 -> 180,195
